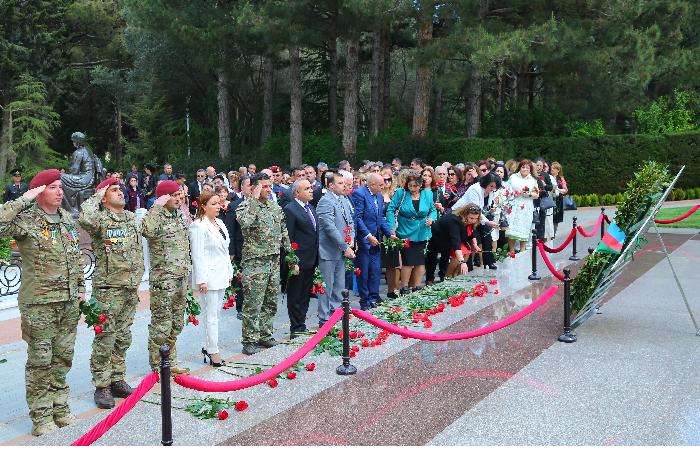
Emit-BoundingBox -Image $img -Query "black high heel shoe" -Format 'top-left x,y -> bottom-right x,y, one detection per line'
201,348 -> 225,367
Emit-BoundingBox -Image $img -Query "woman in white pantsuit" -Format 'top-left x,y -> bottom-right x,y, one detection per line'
189,190 -> 233,367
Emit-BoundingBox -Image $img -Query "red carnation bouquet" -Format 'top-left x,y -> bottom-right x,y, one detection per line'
285,242 -> 300,276
186,290 -> 201,326
79,297 -> 107,335
311,267 -> 326,295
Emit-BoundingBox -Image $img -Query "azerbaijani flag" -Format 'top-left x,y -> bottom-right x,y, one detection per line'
596,222 -> 626,254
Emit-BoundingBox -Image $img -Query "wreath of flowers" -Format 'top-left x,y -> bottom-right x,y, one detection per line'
381,237 -> 409,253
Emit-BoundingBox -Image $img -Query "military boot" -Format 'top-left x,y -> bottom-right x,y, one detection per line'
54,413 -> 76,428
31,421 -> 58,437
110,380 -> 135,398
258,338 -> 278,348
94,387 -> 115,409
242,344 -> 259,355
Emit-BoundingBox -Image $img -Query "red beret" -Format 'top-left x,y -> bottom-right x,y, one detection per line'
270,166 -> 281,173
156,180 -> 180,197
96,177 -> 119,191
29,169 -> 62,189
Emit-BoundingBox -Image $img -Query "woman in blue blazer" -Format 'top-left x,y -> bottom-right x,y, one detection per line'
387,173 -> 437,295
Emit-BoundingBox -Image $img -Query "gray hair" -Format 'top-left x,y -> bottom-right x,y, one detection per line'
367,172 -> 383,185
317,162 -> 328,169
291,179 -> 309,195
435,166 -> 447,174
339,170 -> 353,180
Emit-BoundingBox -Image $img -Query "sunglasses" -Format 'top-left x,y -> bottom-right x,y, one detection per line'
448,172 -> 456,176
468,206 -> 481,213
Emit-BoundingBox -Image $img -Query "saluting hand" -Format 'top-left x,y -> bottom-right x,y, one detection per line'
154,194 -> 170,207
22,185 -> 46,201
252,184 -> 262,200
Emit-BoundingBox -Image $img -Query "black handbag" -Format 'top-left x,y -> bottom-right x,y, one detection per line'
563,195 -> 577,210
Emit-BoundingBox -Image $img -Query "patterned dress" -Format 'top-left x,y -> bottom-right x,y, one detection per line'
505,172 -> 538,241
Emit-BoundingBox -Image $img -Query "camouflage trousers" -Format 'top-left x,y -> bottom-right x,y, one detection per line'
19,299 -> 80,425
90,287 -> 139,389
148,277 -> 188,371
242,255 -> 279,346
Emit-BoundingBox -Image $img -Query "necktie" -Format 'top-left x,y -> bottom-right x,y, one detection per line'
304,204 -> 316,230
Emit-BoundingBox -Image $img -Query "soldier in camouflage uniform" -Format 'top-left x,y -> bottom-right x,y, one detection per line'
142,180 -> 192,373
236,173 -> 292,355
0,170 -> 84,436
79,177 -> 145,409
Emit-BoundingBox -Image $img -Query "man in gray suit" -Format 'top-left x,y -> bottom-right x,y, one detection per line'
316,173 -> 355,326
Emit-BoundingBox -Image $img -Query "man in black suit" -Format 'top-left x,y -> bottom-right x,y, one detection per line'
277,166 -> 306,209
224,176 -> 252,320
283,178 -> 319,336
188,169 -> 207,215
4,168 -> 28,202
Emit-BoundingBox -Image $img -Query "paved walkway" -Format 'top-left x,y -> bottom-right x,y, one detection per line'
2,203 -> 699,445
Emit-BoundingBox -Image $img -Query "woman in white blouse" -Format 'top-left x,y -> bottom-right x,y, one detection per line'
189,190 -> 233,367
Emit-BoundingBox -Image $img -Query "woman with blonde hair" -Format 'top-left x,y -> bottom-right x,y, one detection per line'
189,190 -> 233,367
427,203 -> 482,279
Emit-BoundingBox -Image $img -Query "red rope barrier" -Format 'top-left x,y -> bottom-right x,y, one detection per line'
540,228 -> 577,253
577,214 -> 605,238
174,308 -> 344,392
351,286 -> 559,341
603,214 -> 611,224
654,205 -> 700,224
71,372 -> 159,446
537,241 -> 565,281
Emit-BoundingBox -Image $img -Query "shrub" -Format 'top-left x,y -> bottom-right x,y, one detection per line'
675,188 -> 686,201
613,193 -> 624,204
602,193 -> 614,205
686,189 -> 696,200
578,195 -> 588,207
588,194 -> 600,207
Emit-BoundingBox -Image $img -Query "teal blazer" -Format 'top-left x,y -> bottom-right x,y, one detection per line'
386,189 -> 437,242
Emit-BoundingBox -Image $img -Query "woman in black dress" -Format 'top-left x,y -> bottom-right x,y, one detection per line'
428,203 -> 483,278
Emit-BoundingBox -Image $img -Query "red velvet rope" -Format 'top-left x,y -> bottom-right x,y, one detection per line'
537,241 -> 565,281
351,286 -> 559,341
654,205 -> 700,224
540,228 -> 577,253
603,214 -> 611,224
576,213 -> 605,238
71,372 -> 159,446
174,308 -> 344,392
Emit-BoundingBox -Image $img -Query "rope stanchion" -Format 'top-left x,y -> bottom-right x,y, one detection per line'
577,213 -> 605,238
352,286 -> 559,341
557,269 -> 576,343
159,345 -> 173,446
71,372 -> 159,446
569,216 -> 580,261
174,308 -> 344,392
528,229 -> 541,281
336,290 -> 357,376
600,208 -> 606,241
537,240 -> 565,282
541,228 -> 576,253
654,205 -> 700,224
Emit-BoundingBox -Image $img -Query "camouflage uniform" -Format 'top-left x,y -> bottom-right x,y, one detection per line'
0,197 -> 84,428
79,195 -> 145,389
236,198 -> 290,346
141,205 -> 191,370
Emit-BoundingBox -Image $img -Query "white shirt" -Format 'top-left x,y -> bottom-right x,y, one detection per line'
453,182 -> 493,225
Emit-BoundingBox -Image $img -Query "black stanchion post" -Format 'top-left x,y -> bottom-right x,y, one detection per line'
600,207 -> 606,241
528,229 -> 541,281
569,216 -> 580,261
558,269 -> 577,343
159,345 -> 173,446
336,290 -> 357,376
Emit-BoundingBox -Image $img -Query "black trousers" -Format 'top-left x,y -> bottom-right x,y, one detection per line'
286,267 -> 314,333
425,238 -> 446,283
233,258 -> 244,313
535,207 -> 546,240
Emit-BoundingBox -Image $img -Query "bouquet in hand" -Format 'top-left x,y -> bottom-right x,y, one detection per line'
381,237 -> 409,253
311,267 -> 326,295
79,298 -> 107,335
285,242 -> 300,277
186,290 -> 201,326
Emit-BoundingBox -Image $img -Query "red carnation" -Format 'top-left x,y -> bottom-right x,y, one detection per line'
349,331 -> 357,339
494,289 -> 500,295
267,378 -> 278,388
345,235 -> 352,243
98,314 -> 107,324
509,252 -> 516,258
217,409 -> 229,420
354,268 -> 361,276
237,273 -> 242,282
277,191 -> 282,197
351,345 -> 360,352
290,242 -> 299,251
305,363 -> 316,371
286,371 -> 297,380
94,325 -> 103,335
423,320 -> 433,329
343,226 -> 352,234
489,279 -> 498,285
350,350 -> 356,357
318,287 -> 325,295
9,240 -> 17,248
337,330 -> 343,339
361,339 -> 370,347
193,318 -> 199,326
403,238 -> 410,248
235,400 -> 249,412
192,201 -> 197,207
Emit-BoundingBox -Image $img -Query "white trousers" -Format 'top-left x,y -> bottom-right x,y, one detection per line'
196,288 -> 224,354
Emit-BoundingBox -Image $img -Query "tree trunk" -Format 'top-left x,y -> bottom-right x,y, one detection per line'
508,71 -> 518,108
328,11 -> 338,135
528,64 -> 535,109
261,55 -> 274,145
431,62 -> 444,133
516,63 -> 529,108
216,69 -> 231,160
289,45 -> 303,167
381,29 -> 391,130
114,102 -> 122,168
370,31 -> 381,137
465,67 -> 482,137
496,68 -> 504,111
342,38 -> 359,159
0,108 -> 12,179
411,9 -> 433,138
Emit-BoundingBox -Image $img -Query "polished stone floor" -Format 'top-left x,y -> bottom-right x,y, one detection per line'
3,204 -> 699,446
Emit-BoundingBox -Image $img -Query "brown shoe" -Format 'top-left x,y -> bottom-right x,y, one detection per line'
110,380 -> 135,398
94,387 -> 115,409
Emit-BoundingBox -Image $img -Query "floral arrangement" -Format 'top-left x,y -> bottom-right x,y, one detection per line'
215,360 -> 317,388
79,298 -> 107,335
311,267 -> 326,295
285,242 -> 300,276
381,237 -> 409,253
223,260 -> 242,310
186,290 -> 201,326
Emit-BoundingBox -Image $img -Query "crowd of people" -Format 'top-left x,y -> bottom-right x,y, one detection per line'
0,155 -> 569,437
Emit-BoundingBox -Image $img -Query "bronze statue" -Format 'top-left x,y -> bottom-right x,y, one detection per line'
61,132 -> 105,218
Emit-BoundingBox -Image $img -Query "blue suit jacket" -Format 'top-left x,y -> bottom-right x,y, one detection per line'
351,185 -> 393,250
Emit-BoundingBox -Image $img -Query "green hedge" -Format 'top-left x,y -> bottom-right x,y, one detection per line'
571,187 -> 700,207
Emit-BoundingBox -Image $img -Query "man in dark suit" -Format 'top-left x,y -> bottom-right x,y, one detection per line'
351,173 -> 396,310
278,167 -> 306,209
224,176 -> 252,320
283,179 -> 319,336
189,169 -> 207,215
4,168 -> 28,202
